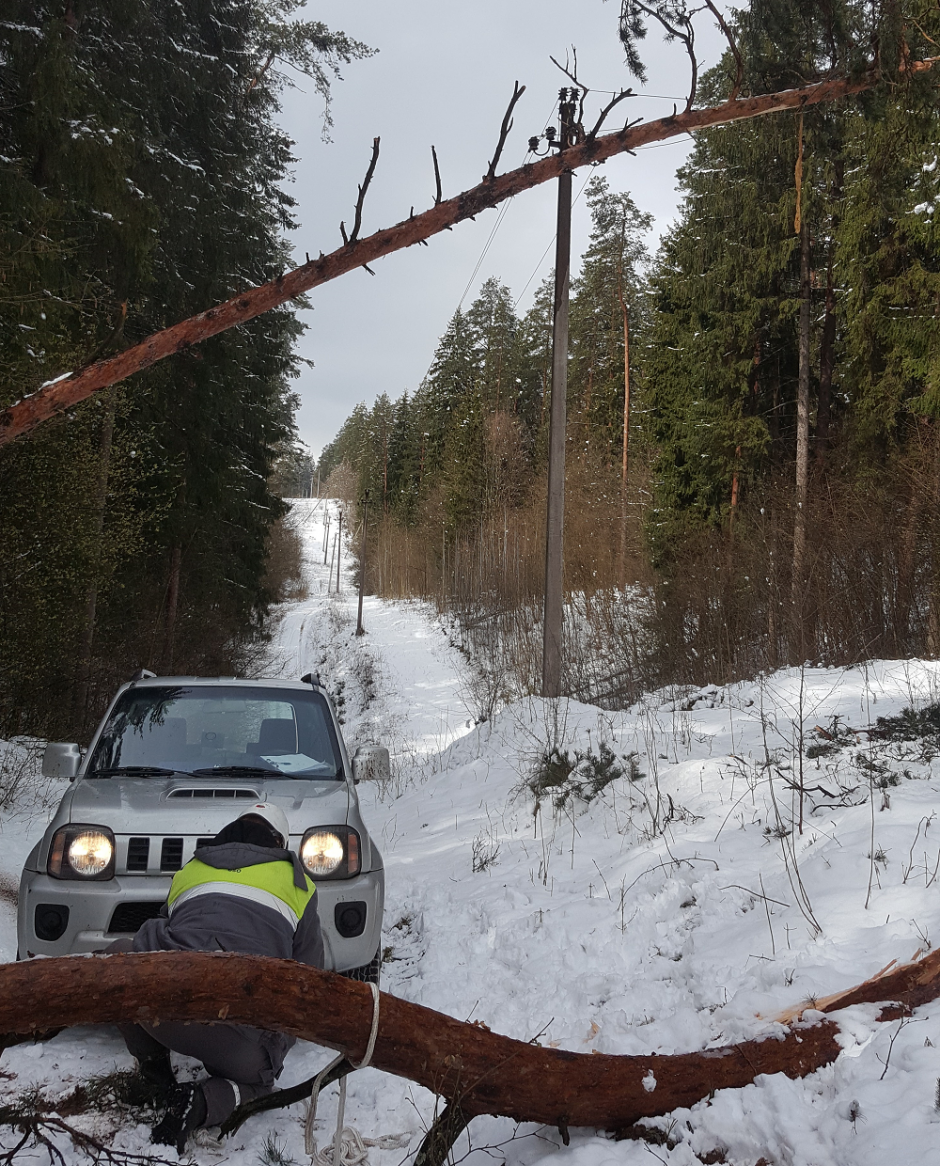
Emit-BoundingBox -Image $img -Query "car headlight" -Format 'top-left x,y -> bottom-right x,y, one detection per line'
48,825 -> 116,880
301,826 -> 360,879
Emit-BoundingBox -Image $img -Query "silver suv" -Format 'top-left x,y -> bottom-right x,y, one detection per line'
17,673 -> 386,980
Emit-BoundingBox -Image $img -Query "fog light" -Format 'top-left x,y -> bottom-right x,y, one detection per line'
334,901 -> 366,938
34,904 -> 70,942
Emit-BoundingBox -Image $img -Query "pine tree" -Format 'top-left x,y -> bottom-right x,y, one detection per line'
0,0 -> 372,734
569,176 -> 652,466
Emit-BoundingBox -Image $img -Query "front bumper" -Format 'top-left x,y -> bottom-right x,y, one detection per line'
17,866 -> 384,972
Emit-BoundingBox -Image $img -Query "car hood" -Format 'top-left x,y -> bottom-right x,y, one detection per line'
67,777 -> 351,835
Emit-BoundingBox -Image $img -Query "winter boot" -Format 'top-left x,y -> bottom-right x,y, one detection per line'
137,1048 -> 176,1093
151,1082 -> 209,1152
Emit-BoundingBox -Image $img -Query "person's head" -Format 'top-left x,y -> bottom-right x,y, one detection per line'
205,803 -> 291,849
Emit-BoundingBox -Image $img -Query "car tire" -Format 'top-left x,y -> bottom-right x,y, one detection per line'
339,946 -> 381,985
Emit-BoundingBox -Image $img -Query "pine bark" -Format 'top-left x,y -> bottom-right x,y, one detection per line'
791,217 -> 812,662
74,386 -> 117,720
161,545 -> 182,672
2,950 -> 940,1131
815,157 -> 843,462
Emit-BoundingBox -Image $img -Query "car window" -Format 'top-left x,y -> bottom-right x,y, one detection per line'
86,685 -> 343,779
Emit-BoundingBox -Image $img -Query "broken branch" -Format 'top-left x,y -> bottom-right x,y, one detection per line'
485,81 -> 525,180
588,89 -> 635,140
703,0 -> 744,100
1,56 -> 937,447
431,144 -> 442,205
349,136 -> 380,244
221,1057 -> 354,1135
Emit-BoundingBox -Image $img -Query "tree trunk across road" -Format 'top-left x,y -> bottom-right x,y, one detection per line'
2,949 -> 940,1132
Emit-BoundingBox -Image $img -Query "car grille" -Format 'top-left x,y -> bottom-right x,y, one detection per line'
107,901 -> 164,934
160,837 -> 184,871
119,835 -> 218,874
126,837 -> 150,871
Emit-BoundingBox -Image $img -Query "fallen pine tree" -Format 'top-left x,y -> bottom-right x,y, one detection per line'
0,54 -> 936,447
2,948 -> 940,1144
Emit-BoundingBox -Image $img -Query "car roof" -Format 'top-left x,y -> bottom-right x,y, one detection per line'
129,676 -> 318,691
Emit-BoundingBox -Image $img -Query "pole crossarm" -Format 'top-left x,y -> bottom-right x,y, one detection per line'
0,59 -> 936,447
3,950 -> 940,1131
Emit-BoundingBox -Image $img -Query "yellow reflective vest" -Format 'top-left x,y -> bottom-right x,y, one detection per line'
167,857 -> 316,929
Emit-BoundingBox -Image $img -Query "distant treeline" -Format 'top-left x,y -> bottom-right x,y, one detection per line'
318,0 -> 940,698
0,0 -> 369,738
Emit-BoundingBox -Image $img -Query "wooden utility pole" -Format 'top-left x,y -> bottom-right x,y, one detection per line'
356,494 -> 369,636
618,265 -> 631,586
335,508 -> 343,593
541,89 -> 577,698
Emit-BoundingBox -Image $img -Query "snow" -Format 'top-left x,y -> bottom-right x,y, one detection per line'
4,498 -> 940,1165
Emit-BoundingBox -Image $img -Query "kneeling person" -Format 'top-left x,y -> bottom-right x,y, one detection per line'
114,804 -> 323,1149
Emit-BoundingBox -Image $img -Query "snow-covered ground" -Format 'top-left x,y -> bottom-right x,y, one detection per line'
4,498 -> 940,1165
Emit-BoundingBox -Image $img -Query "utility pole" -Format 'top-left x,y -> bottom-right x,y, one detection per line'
356,493 -> 369,636
618,264 -> 631,587
335,508 -> 343,593
535,89 -> 577,698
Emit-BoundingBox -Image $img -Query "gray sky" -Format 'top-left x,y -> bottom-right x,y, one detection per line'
276,1 -> 727,458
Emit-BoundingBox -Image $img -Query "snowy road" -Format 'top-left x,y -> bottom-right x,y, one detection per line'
3,501 -> 940,1165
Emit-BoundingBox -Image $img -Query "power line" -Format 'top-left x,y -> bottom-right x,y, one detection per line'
456,98 -> 559,311
513,169 -> 593,309
457,100 -> 692,315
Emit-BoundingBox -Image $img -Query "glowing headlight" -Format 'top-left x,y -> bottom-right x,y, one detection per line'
68,831 -> 114,876
48,825 -> 116,880
301,831 -> 344,876
300,826 -> 360,879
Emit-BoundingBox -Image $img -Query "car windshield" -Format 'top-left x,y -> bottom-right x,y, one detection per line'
86,685 -> 343,780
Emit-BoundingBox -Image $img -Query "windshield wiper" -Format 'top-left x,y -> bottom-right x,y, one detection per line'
190,766 -> 278,778
89,766 -> 189,778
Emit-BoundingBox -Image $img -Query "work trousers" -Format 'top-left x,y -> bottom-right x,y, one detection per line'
106,939 -> 290,1126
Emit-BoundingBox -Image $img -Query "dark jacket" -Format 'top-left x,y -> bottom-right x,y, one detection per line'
133,841 -> 324,968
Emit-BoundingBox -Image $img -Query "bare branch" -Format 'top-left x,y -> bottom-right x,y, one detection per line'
221,1058 -> 355,1135
349,136 -> 380,244
485,81 -> 525,180
549,53 -> 589,137
2,56 -> 937,447
431,144 -> 442,205
549,53 -> 588,96
587,89 -> 635,140
413,1103 -> 471,1166
703,0 -> 744,100
628,0 -> 698,111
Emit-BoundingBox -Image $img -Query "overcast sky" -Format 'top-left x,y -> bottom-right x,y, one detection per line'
276,1 -> 728,458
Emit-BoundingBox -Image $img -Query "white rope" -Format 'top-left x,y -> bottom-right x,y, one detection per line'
306,984 -> 393,1166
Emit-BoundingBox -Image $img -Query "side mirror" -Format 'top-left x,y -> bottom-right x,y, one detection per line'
352,744 -> 390,785
42,743 -> 82,779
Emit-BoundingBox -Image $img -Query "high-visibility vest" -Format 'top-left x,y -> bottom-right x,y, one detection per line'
167,857 -> 316,930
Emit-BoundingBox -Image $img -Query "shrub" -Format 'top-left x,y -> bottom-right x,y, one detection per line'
528,741 -> 643,812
